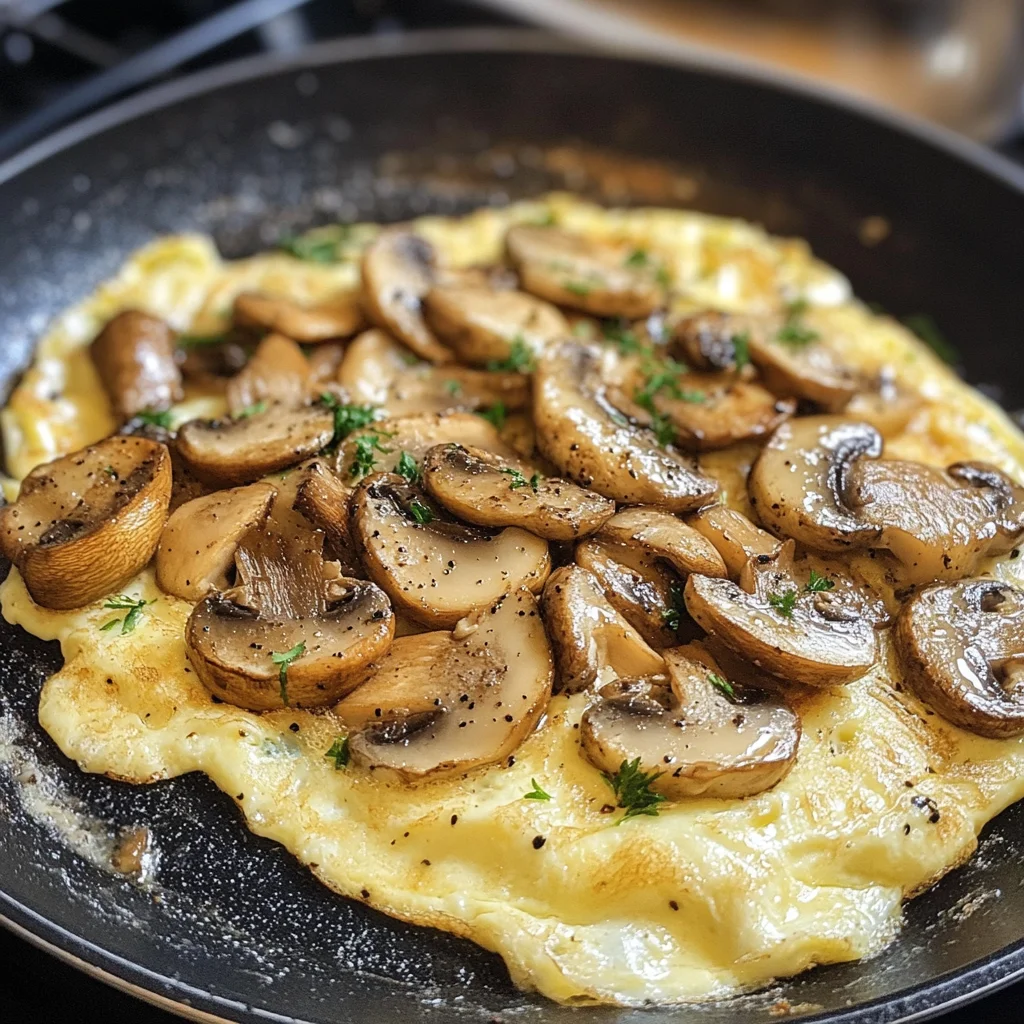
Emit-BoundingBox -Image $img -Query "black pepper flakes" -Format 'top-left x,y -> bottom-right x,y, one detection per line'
532,835 -> 546,849
450,814 -> 458,826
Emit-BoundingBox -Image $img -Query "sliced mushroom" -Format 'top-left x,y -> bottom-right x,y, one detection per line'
0,436 -> 171,609
542,565 -> 664,692
232,290 -> 365,342
579,643 -> 800,799
176,404 -> 334,486
670,311 -> 749,372
688,505 -> 782,578
684,544 -> 876,686
226,333 -> 310,415
895,579 -> 1024,738
361,229 -> 452,364
155,482 -> 276,601
350,472 -> 550,628
423,284 -> 568,365
336,588 -> 553,780
185,529 -> 393,711
292,460 -> 359,571
598,508 -> 729,578
506,225 -> 666,317
421,443 -> 614,540
336,328 -> 528,418
90,310 -> 183,421
534,341 -> 718,511
844,368 -> 921,438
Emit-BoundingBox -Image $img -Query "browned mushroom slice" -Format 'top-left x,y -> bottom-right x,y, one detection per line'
232,290 -> 364,342
90,310 -> 183,421
533,341 -> 718,511
506,225 -> 666,317
361,228 -> 452,364
421,443 -> 614,540
688,505 -> 782,578
336,588 -> 553,780
185,529 -> 393,711
423,284 -> 568,365
670,311 -> 751,372
895,579 -> 1024,738
579,644 -> 800,800
155,482 -> 276,601
177,404 -> 334,486
684,544 -> 877,686
844,369 -> 921,437
226,333 -> 310,416
292,460 -> 358,570
350,472 -> 550,628
0,436 -> 171,609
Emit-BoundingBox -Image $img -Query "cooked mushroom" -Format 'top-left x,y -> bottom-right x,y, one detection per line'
506,225 -> 666,317
750,416 -> 1024,582
336,328 -> 528,418
350,472 -> 550,628
421,443 -> 614,540
361,229 -> 452,364
576,509 -> 726,648
90,310 -> 183,421
176,404 -> 334,486
292,460 -> 359,571
336,588 -> 553,780
844,368 -> 921,438
579,643 -> 800,799
533,342 -> 718,511
232,290 -> 364,342
155,482 -> 276,601
0,436 -> 171,609
185,529 -> 393,711
226,333 -> 310,415
670,311 -> 749,372
542,565 -> 664,692
684,544 -> 877,686
895,579 -> 1024,738
688,505 -> 781,578
423,284 -> 568,365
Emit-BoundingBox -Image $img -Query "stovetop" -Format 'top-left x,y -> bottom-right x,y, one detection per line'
1,2 -> 1022,1022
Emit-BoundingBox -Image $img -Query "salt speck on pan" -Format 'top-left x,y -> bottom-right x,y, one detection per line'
73,212 -> 92,233
267,120 -> 307,150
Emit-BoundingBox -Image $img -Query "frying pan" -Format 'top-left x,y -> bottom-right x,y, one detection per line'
2,28 -> 1024,1024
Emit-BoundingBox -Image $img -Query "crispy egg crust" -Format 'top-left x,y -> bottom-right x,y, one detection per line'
3,194 -> 1024,1005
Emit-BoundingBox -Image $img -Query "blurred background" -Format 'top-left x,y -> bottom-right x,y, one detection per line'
1,0 -> 1023,165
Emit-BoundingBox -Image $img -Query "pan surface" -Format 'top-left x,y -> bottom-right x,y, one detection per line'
1,28 -> 1024,1024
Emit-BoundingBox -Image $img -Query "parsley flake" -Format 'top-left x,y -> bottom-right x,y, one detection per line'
101,595 -> 153,635
234,400 -> 267,419
768,589 -> 798,618
271,641 -> 306,705
407,498 -> 434,525
523,778 -> 552,801
348,431 -> 392,479
278,224 -> 352,263
731,330 -> 751,369
137,409 -> 172,429
661,582 -> 687,633
325,736 -> 350,770
444,379 -> 463,396
624,248 -> 649,268
708,672 -> 736,699
804,569 -> 835,593
775,298 -> 820,347
529,472 -> 541,492
319,394 -> 379,448
650,412 -> 676,448
603,757 -> 666,824
478,402 -> 506,430
395,450 -> 421,485
563,280 -> 592,297
503,468 -> 529,490
602,319 -> 644,355
487,336 -> 535,373
103,465 -> 117,479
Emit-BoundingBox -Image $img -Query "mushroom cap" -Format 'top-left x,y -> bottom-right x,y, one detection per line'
506,225 -> 665,317
688,505 -> 781,578
542,565 -> 664,693
155,482 -> 277,601
350,472 -> 551,627
337,588 -> 554,780
670,311 -> 748,372
579,644 -> 800,800
225,333 -> 310,416
176,404 -> 335,486
597,507 -> 729,579
533,341 -> 718,511
232,290 -> 365,343
424,284 -> 568,365
749,416 -> 884,552
89,309 -> 183,421
895,579 -> 1024,738
0,436 -> 171,609
361,229 -> 452,363
421,443 -> 614,540
292,460 -> 360,574
684,547 -> 876,686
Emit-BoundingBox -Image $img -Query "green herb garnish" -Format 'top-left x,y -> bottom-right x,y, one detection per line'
603,757 -> 666,824
804,569 -> 835,593
103,465 -> 117,479
650,412 -> 676,448
661,581 -> 687,633
444,379 -> 463,396
234,400 -> 267,419
502,468 -> 528,490
768,589 -> 798,618
523,778 -> 552,801
271,641 -> 306,705
487,336 -> 535,373
278,224 -> 352,263
100,595 -> 153,635
319,394 -> 379,448
325,736 -> 350,770
395,450 -> 420,485
775,298 -> 819,347
348,432 -> 392,479
407,498 -> 434,525
478,402 -> 506,430
602,319 -> 644,355
137,409 -> 172,429
902,313 -> 959,364
708,672 -> 736,699
529,472 -> 541,492
563,280 -> 592,297
731,330 -> 751,370
624,248 -> 649,268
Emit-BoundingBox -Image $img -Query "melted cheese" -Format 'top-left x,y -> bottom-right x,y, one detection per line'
4,195 -> 1024,1006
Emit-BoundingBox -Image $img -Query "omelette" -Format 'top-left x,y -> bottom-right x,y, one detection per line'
2,193 -> 1024,1007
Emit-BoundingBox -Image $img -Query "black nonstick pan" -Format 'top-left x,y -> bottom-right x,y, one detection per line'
2,28 -> 1024,1024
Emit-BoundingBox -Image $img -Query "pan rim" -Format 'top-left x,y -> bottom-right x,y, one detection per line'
1,25 -> 1024,1024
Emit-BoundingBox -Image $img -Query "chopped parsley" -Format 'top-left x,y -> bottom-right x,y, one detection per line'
731,330 -> 751,370
767,589 -> 798,618
100,595 -> 153,635
650,412 -> 676,448
278,224 -> 352,263
562,280 -> 592,297
902,313 -> 959,364
487,336 -> 535,373
804,569 -> 835,593
503,467 -> 529,490
103,465 -> 117,479
348,431 -> 392,479
444,379 -> 463,396
319,394 -> 379,448
708,672 -> 736,699
660,581 -> 687,633
478,401 -> 506,430
325,736 -> 350,770
523,778 -> 552,801
137,408 -> 172,429
602,318 -> 644,355
624,248 -> 649,268
407,498 -> 434,525
775,298 -> 819,347
177,332 -> 229,348
234,400 -> 267,419
271,641 -> 306,705
529,472 -> 541,492
634,357 -> 704,413
655,265 -> 671,289
395,450 -> 421,485
603,757 -> 666,824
